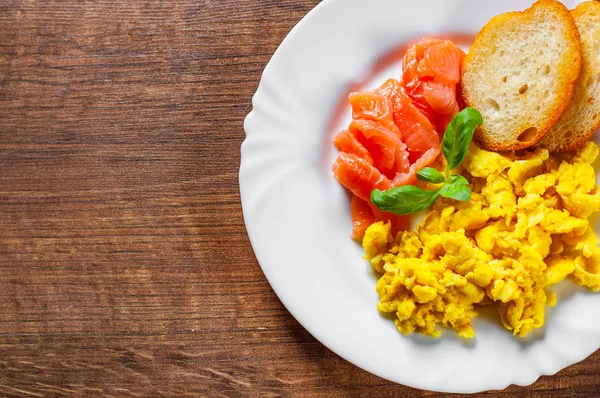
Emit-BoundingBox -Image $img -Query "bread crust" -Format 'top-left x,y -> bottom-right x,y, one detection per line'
461,0 -> 582,151
537,1 -> 600,153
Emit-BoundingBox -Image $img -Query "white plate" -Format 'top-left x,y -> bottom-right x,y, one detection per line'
240,0 -> 599,393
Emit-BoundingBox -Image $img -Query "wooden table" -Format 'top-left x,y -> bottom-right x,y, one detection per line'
1,1 -> 598,396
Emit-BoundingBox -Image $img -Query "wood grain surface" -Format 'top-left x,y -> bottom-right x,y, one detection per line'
0,1 -> 598,396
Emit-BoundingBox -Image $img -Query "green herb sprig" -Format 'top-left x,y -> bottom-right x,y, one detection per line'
370,107 -> 483,215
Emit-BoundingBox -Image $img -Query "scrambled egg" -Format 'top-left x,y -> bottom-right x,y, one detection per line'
363,141 -> 600,338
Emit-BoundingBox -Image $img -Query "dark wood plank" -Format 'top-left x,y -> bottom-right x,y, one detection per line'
0,0 -> 598,396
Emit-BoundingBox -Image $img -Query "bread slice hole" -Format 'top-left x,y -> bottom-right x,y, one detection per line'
501,76 -> 508,83
485,98 -> 500,112
518,84 -> 529,95
543,65 -> 550,75
518,127 -> 538,143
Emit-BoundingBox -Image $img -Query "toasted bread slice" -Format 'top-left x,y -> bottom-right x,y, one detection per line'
461,0 -> 582,151
537,1 -> 600,153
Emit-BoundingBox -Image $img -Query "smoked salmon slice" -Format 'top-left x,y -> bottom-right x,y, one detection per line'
333,129 -> 373,165
351,195 -> 409,240
332,152 -> 391,202
409,89 -> 440,125
349,119 -> 401,176
422,81 -> 460,116
437,112 -> 455,134
391,144 -> 442,187
373,79 -> 437,164
391,86 -> 440,153
350,195 -> 375,240
374,78 -> 436,143
348,92 -> 395,130
394,140 -> 411,175
402,38 -> 464,120
417,42 -> 464,85
403,83 -> 439,125
374,78 -> 403,101
402,38 -> 445,91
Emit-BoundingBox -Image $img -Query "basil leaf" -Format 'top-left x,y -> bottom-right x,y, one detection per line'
442,107 -> 483,173
445,174 -> 470,186
416,167 -> 446,184
371,186 -> 440,215
439,175 -> 471,201
440,184 -> 471,201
